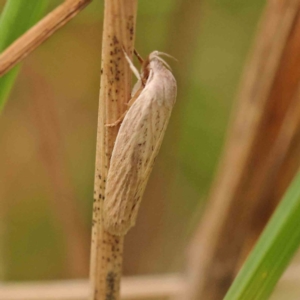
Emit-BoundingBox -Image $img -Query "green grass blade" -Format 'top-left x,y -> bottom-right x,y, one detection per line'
0,0 -> 49,112
224,170 -> 300,300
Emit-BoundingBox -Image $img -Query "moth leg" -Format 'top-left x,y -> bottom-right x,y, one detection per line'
107,48 -> 145,127
106,111 -> 128,127
124,96 -> 137,107
122,47 -> 141,80
106,88 -> 142,127
125,84 -> 143,107
134,49 -> 144,64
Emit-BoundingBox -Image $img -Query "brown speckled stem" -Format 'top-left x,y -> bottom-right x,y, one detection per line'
89,1 -> 137,300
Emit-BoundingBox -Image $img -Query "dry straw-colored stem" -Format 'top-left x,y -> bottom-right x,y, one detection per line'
27,70 -> 89,277
0,0 -> 91,77
89,1 -> 137,300
185,0 -> 300,299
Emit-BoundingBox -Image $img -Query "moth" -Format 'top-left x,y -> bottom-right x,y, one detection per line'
103,50 -> 177,236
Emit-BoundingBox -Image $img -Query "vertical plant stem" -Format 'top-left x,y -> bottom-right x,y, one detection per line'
185,0 -> 300,299
0,0 -> 49,111
27,69 -> 90,277
89,1 -> 137,299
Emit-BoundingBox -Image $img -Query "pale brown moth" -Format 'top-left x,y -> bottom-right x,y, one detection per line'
103,50 -> 177,236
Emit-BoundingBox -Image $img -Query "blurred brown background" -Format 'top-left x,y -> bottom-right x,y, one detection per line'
0,0 -> 264,281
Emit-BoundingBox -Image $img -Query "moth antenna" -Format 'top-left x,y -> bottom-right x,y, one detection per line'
155,56 -> 172,71
134,49 -> 144,64
122,46 -> 141,80
149,51 -> 177,70
157,51 -> 178,62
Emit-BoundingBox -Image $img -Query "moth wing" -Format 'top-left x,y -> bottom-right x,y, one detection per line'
126,94 -> 174,231
103,69 -> 176,235
103,103 -> 144,235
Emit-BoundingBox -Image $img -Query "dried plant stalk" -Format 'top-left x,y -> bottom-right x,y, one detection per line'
89,1 -> 137,300
0,0 -> 91,77
237,5 -> 300,264
185,1 -> 300,300
27,70 -> 89,276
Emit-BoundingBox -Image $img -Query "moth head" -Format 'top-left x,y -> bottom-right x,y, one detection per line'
148,51 -> 177,71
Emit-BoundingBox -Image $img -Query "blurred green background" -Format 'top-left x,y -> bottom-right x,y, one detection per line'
0,0 -> 264,281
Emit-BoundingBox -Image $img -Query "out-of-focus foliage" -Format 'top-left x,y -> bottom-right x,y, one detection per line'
0,0 -> 264,281
0,0 -> 49,111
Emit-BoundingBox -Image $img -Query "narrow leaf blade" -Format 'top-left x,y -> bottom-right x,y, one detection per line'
224,170 -> 300,300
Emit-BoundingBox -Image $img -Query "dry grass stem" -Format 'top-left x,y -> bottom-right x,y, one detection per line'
185,0 -> 300,299
0,0 -> 91,77
89,1 -> 137,300
27,70 -> 89,276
